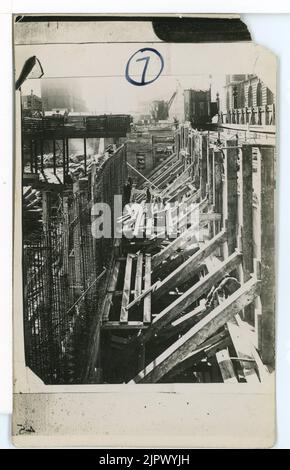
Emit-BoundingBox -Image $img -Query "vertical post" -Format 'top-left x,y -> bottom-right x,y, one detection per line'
206,131 -> 210,197
53,140 -> 56,175
259,145 -> 275,367
30,140 -> 34,173
42,191 -> 54,379
66,139 -> 70,177
63,193 -> 71,307
90,162 -> 98,274
200,134 -> 207,199
83,138 -> 87,176
62,139 -> 66,184
222,147 -> 228,247
73,181 -> 83,296
239,145 -> 254,323
40,140 -> 44,173
241,145 -> 253,279
193,134 -> 199,188
225,139 -> 238,255
62,194 -> 70,278
208,147 -> 214,205
34,140 -> 38,174
137,342 -> 146,373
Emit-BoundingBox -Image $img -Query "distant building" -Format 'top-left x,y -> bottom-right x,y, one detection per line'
220,74 -> 275,125
41,79 -> 87,113
184,89 -> 217,128
21,91 -> 42,117
127,126 -> 174,179
150,100 -> 169,122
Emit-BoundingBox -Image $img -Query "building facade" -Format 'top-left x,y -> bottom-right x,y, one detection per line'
41,79 -> 87,113
220,74 -> 275,126
21,91 -> 43,117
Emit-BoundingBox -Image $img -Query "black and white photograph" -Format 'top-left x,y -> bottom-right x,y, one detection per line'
12,15 -> 277,447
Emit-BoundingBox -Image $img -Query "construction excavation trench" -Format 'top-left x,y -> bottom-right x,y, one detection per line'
22,120 -> 275,385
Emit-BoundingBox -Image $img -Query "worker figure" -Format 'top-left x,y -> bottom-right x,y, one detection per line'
145,186 -> 151,203
123,178 -> 133,205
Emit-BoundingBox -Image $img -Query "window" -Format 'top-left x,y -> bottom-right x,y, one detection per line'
240,86 -> 245,108
199,101 -> 206,115
226,90 -> 230,110
267,88 -> 274,105
136,152 -> 145,170
256,82 -> 262,107
248,85 -> 253,107
232,86 -> 238,109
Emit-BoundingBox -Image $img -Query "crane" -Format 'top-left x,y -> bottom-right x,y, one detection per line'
150,90 -> 178,122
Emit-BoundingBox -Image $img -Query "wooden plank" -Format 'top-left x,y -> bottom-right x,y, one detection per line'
157,303 -> 207,342
149,197 -> 207,244
102,321 -> 148,330
259,145 -> 275,367
165,203 -> 175,237
130,276 -> 260,383
102,293 -> 113,322
145,208 -> 154,238
153,160 -> 183,187
151,229 -> 227,301
216,349 -> 238,383
152,200 -> 207,269
142,250 -> 243,344
200,213 -> 222,223
164,331 -> 229,380
133,205 -> 144,237
149,156 -> 180,185
127,230 -> 224,312
225,139 -> 238,254
107,261 -> 120,293
120,254 -> 133,323
241,145 -> 254,323
235,314 -> 270,382
151,221 -> 199,268
137,343 -> 146,372
167,183 -> 191,203
158,163 -> 184,189
143,254 -> 152,324
227,321 -> 260,383
241,145 -> 254,279
200,134 -> 208,199
174,197 -> 208,232
172,303 -> 206,327
146,153 -> 177,183
184,188 -> 200,205
162,167 -> 193,197
134,253 -> 143,299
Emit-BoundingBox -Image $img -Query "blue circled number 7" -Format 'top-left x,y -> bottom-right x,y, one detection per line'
136,56 -> 150,85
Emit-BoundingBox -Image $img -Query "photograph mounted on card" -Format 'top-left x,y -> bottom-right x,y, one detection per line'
13,14 -> 276,447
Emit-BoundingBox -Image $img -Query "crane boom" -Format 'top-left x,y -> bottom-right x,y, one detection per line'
167,91 -> 177,111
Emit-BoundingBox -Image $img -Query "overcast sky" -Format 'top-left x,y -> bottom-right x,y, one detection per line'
15,41 -> 273,115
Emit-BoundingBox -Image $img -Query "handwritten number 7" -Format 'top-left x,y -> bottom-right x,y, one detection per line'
126,48 -> 164,86
136,56 -> 150,85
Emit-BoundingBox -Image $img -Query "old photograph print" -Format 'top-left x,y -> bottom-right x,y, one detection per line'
15,18 -> 276,387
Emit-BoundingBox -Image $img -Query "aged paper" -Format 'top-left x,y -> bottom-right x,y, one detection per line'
13,15 -> 276,447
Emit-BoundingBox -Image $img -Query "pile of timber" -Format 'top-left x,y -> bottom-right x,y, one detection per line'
121,191 -> 216,248
101,252 -> 152,330
133,153 -> 196,204
23,186 -> 42,241
125,229 -> 269,384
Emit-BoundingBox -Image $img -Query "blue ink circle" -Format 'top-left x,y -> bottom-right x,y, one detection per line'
125,48 -> 164,86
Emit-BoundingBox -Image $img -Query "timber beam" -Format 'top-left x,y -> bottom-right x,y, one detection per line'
130,276 -> 260,383
141,250 -> 243,344
126,230 -> 227,311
